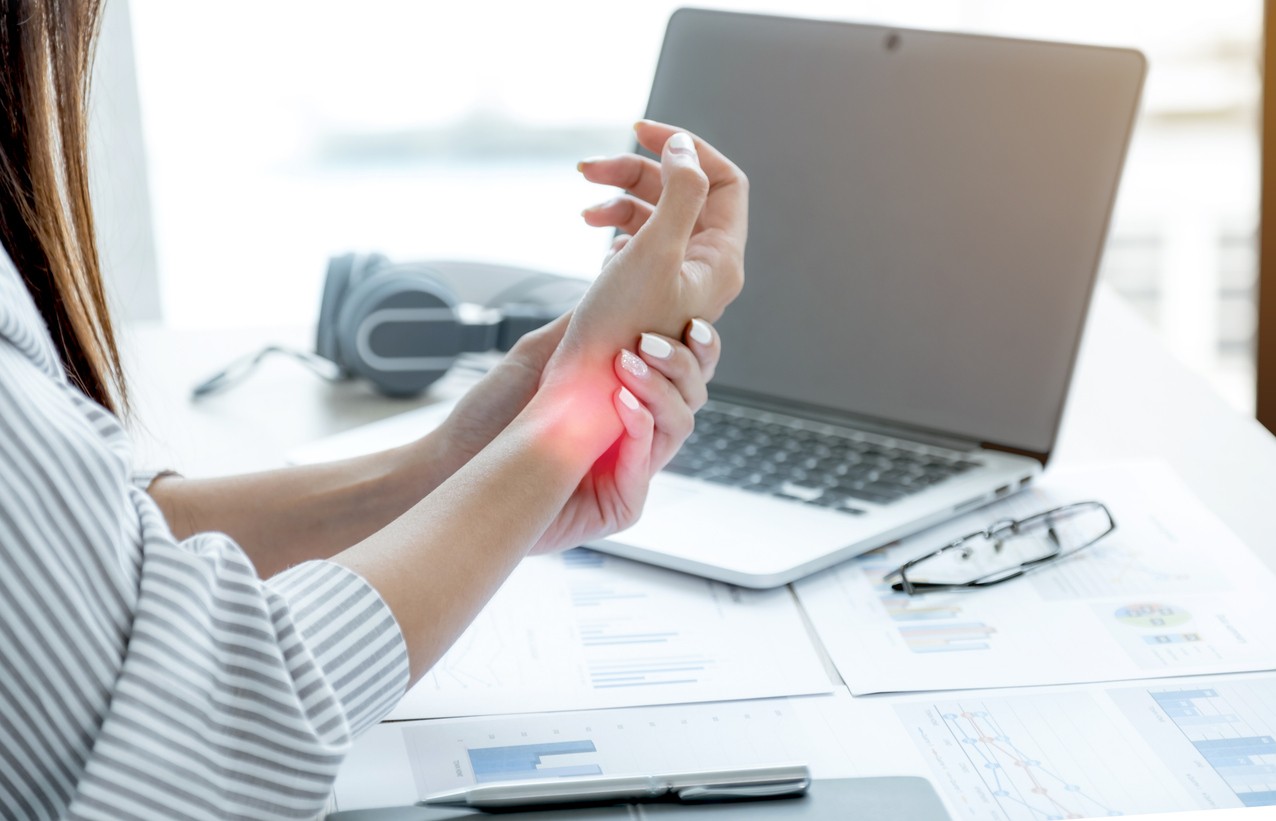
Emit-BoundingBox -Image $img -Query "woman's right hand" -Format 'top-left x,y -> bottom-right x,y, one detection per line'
557,122 -> 748,371
521,123 -> 747,461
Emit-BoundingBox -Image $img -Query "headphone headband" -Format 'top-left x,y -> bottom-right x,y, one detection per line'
317,254 -> 588,396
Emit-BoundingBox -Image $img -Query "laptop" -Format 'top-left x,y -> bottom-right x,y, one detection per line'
585,9 -> 1146,588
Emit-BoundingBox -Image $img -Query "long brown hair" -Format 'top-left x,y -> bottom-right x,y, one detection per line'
0,0 -> 126,414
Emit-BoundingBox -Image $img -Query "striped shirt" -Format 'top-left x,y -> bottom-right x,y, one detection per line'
0,250 -> 410,819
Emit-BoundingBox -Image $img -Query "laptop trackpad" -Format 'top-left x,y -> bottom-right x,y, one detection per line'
599,479 -> 864,581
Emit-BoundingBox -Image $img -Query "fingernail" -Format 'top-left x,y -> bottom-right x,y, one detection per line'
581,197 -> 620,216
667,132 -> 697,157
640,333 -> 673,359
620,349 -> 649,378
576,156 -> 606,171
689,318 -> 713,345
618,386 -> 641,410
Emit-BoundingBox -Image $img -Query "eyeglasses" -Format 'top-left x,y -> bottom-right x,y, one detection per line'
883,501 -> 1116,595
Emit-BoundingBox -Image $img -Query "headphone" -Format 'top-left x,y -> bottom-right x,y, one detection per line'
315,253 -> 589,396
191,254 -> 589,400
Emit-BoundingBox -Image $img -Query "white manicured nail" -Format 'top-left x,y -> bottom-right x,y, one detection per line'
667,132 -> 697,157
689,318 -> 713,345
618,387 -> 641,410
640,333 -> 673,359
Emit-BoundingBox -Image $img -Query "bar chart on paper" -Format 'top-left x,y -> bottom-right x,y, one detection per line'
1112,677 -> 1276,809
860,551 -> 997,654
336,693 -> 946,812
388,549 -> 832,719
376,696 -> 863,802
468,740 -> 603,782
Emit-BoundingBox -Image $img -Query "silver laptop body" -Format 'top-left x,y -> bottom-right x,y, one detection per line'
588,9 -> 1145,588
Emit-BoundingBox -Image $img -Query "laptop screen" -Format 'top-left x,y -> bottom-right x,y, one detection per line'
644,11 -> 1144,456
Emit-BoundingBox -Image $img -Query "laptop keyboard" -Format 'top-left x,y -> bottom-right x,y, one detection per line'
663,401 -> 982,515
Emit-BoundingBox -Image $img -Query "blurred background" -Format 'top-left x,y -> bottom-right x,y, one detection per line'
112,1 -> 1261,410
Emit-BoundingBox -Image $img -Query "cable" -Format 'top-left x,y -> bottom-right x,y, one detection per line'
190,346 -> 343,400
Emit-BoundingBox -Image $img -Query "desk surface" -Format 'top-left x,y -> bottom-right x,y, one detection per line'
123,286 -> 1276,573
124,288 -> 1276,821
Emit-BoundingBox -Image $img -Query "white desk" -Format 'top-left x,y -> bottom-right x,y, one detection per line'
122,286 -> 1276,820
124,286 -> 1276,573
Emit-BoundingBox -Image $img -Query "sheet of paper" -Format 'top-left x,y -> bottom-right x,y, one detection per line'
336,674 -> 1276,817
876,672 -> 1276,818
794,463 -> 1276,693
334,691 -> 912,811
387,548 -> 833,721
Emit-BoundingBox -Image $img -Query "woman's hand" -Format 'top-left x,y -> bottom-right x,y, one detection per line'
520,123 -> 746,474
425,312 -> 571,481
427,122 -> 744,491
579,121 -> 748,329
530,318 -> 720,554
425,311 -> 720,555
396,121 -> 741,557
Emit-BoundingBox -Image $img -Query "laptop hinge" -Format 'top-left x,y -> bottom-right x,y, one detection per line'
980,440 -> 1049,467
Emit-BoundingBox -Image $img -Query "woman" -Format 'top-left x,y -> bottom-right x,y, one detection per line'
0,1 -> 747,818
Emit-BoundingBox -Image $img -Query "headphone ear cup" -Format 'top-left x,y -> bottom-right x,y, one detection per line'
317,253 -> 392,368
316,254 -> 355,366
335,265 -> 465,396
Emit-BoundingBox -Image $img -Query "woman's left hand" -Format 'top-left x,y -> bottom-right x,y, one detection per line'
416,311 -> 720,554
426,312 -> 572,481
530,317 -> 720,554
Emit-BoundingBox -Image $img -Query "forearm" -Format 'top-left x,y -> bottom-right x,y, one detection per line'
333,389 -> 604,680
147,432 -> 455,578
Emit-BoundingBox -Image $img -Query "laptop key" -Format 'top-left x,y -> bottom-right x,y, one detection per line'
668,400 -> 979,503
806,494 -> 867,515
864,481 -> 910,498
840,486 -> 898,505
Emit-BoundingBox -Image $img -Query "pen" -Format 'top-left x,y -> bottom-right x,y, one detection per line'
421,763 -> 811,809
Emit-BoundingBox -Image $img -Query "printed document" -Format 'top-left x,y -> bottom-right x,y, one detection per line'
388,548 -> 833,720
871,671 -> 1276,818
335,673 -> 1276,817
794,464 -> 1276,693
334,692 -> 872,811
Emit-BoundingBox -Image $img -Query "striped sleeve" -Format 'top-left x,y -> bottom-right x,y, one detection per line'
70,539 -> 409,819
0,267 -> 409,818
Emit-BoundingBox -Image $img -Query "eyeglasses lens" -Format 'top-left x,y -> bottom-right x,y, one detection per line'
905,504 -> 1110,586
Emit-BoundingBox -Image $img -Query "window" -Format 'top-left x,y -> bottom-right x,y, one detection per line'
129,1 -> 1261,409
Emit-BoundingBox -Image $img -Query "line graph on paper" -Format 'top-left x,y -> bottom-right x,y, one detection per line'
895,691 -> 1188,820
938,703 -> 1120,819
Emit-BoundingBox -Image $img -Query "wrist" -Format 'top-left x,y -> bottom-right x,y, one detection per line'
518,364 -> 625,476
